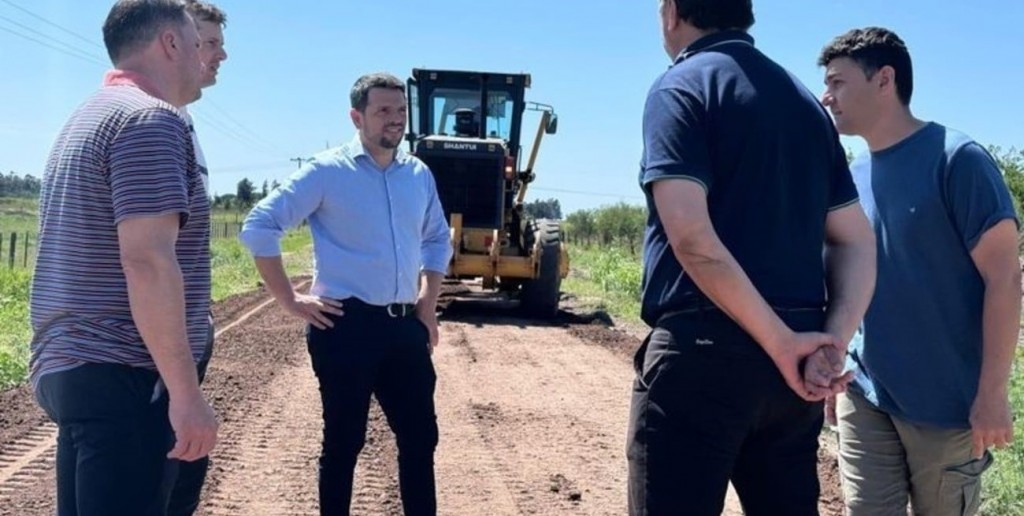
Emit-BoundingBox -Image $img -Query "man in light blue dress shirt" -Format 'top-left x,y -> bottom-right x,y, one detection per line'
240,72 -> 452,516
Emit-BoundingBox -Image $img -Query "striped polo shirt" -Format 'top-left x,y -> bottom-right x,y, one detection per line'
29,72 -> 211,386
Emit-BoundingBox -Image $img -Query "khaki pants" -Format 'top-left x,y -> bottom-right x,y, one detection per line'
836,392 -> 993,516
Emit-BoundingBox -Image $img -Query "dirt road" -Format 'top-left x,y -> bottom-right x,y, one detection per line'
0,288 -> 843,515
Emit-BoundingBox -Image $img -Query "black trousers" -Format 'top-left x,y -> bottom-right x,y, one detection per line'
627,309 -> 825,516
307,299 -> 438,516
166,315 -> 215,516
36,363 -> 175,516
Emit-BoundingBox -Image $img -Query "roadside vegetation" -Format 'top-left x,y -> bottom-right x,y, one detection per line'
0,199 -> 313,389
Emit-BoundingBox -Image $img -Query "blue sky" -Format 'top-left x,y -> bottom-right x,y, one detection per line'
1,0 -> 1022,214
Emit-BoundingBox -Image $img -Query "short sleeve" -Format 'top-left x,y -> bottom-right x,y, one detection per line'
109,108 -> 191,226
944,143 -> 1019,250
828,130 -> 859,211
640,86 -> 712,193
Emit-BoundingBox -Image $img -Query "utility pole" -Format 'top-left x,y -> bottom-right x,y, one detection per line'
290,157 -> 312,169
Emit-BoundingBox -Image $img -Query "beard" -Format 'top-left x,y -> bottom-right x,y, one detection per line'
378,135 -> 400,149
377,129 -> 403,149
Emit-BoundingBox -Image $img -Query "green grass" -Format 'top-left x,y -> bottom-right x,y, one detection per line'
0,197 -> 38,234
0,198 -> 248,242
0,223 -> 313,389
0,202 -> 255,271
0,198 -> 38,268
210,227 -> 313,301
982,348 -> 1024,515
0,268 -> 31,388
562,245 -> 643,324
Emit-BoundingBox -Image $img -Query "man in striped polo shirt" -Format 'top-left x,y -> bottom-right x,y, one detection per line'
29,1 -> 219,514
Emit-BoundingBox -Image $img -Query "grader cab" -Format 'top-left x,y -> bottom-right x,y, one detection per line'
405,68 -> 568,317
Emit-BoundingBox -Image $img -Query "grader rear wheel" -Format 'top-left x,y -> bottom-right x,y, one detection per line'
519,219 -> 562,318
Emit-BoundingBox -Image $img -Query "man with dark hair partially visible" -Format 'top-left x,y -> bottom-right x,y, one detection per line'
29,1 -> 218,514
164,2 -> 228,514
820,27 -> 1020,516
627,1 -> 876,514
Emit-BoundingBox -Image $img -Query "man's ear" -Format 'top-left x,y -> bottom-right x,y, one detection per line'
350,108 -> 363,130
663,0 -> 680,32
158,28 -> 179,60
876,65 -> 897,95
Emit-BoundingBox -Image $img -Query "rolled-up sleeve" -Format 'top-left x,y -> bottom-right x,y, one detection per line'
420,171 -> 452,273
239,164 -> 324,257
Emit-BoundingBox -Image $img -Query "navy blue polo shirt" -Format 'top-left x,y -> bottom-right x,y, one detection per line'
639,31 -> 859,327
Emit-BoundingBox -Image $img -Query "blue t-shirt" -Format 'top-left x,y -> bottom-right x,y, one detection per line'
849,122 -> 1018,429
639,30 -> 858,327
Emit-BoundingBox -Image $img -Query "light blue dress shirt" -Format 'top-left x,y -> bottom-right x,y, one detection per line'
239,136 -> 453,305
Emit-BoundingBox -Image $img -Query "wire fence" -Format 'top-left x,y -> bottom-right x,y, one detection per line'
0,231 -> 34,269
1,222 -> 244,269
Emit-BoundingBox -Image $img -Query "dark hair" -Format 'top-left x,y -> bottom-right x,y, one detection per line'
670,0 -> 754,31
103,0 -> 190,64
350,73 -> 405,112
185,0 -> 227,26
818,27 -> 914,106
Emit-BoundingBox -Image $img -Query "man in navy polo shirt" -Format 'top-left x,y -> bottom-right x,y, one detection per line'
626,1 -> 877,514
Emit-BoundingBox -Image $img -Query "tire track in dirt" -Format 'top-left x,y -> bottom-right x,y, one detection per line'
195,294 -> 401,516
2,282 -> 398,516
432,309 -> 635,515
197,360 -> 321,515
0,287 -> 299,515
1,286 -> 850,515
0,423 -> 56,513
432,326 -> 522,514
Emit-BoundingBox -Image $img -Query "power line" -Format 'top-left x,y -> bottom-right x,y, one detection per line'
0,0 -> 104,49
189,109 -> 281,158
0,12 -> 105,61
209,161 -> 292,175
203,99 -> 288,155
0,21 -> 106,67
531,186 -> 644,201
0,2 -> 285,160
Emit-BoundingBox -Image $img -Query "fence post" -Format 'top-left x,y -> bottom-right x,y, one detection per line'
8,232 -> 16,269
24,231 -> 30,267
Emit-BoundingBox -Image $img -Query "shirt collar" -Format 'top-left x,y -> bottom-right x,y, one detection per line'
673,30 -> 754,64
102,69 -> 167,101
345,134 -> 411,166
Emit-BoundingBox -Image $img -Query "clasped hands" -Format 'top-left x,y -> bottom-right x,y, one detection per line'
766,330 -> 852,405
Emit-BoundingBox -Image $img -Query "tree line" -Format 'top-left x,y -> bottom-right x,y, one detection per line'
210,178 -> 281,211
562,202 -> 647,255
559,145 -> 1024,254
526,198 -> 648,254
0,172 -> 41,197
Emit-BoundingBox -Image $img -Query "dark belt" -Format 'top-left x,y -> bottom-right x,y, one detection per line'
657,301 -> 823,325
342,298 -> 416,318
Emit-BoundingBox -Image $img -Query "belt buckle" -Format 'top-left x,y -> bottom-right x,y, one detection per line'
387,303 -> 403,318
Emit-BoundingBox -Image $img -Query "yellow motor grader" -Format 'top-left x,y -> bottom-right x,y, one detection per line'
405,68 -> 567,317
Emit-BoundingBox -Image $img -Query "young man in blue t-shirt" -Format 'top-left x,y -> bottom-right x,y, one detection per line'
820,27 -> 1020,515
628,1 -> 877,514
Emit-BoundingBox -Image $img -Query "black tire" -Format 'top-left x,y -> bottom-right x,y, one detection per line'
520,219 -> 562,318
